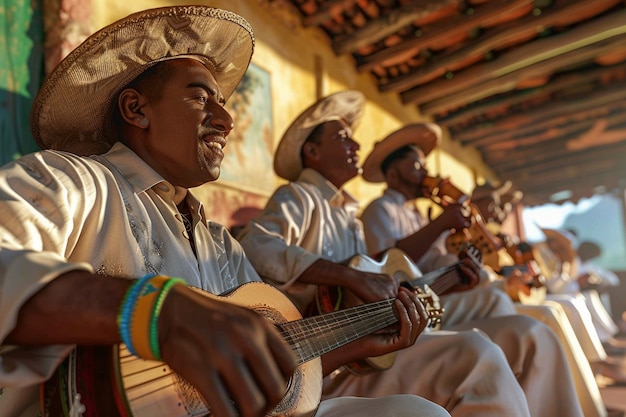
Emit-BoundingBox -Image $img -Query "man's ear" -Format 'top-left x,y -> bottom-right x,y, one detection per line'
302,142 -> 319,161
118,88 -> 149,129
386,167 -> 399,184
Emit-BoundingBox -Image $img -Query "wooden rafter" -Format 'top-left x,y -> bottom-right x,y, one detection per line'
301,0 -> 360,26
333,0 -> 459,55
355,0 -> 532,72
456,84 -> 626,146
379,0 -> 621,93
437,62 -> 626,128
405,10 -> 626,108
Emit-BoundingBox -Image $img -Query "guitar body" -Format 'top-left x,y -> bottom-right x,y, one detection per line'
42,282 -> 322,417
317,248 -> 443,375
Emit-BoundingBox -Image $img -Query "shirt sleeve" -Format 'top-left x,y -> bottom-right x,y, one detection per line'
0,152 -> 96,386
238,184 -> 322,290
360,199 -> 398,256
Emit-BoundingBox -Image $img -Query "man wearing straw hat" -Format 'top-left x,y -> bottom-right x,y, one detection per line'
0,7 -> 452,417
238,91 -> 584,416
360,124 -> 523,326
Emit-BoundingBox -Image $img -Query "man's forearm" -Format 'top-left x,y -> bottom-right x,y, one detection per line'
395,222 -> 443,262
5,270 -> 130,346
297,259 -> 363,288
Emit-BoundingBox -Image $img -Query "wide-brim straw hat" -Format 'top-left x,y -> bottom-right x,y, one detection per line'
540,228 -> 578,265
274,90 -> 365,181
31,6 -> 254,156
361,122 -> 442,183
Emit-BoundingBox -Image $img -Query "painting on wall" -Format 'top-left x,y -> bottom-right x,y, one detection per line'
193,184 -> 267,232
220,62 -> 275,195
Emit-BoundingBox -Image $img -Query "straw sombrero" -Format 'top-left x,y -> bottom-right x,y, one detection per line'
472,181 -> 523,206
31,6 -> 255,156
361,122 -> 442,183
540,228 -> 578,266
274,90 -> 365,181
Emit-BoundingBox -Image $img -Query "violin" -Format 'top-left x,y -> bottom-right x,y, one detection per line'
499,240 -> 547,302
421,175 -> 503,269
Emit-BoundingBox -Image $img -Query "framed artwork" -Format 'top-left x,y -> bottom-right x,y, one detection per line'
220,62 -> 275,195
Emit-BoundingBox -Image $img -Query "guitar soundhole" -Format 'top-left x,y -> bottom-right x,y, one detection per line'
252,305 -> 304,416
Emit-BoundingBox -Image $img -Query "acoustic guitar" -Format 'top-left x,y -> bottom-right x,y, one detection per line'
316,247 -> 481,375
42,281 -> 440,417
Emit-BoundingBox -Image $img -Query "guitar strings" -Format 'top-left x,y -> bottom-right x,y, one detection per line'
279,300 -> 398,364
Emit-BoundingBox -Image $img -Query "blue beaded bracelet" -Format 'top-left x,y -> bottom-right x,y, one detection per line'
117,274 -> 155,356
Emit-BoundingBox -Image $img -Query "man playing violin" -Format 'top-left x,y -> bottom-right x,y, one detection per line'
360,123 -> 523,324
359,122 -> 585,417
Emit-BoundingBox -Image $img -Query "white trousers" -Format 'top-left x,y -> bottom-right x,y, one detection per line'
546,293 -> 607,362
516,302 -> 608,417
323,329 -> 532,417
317,395 -> 451,417
439,287 -> 585,417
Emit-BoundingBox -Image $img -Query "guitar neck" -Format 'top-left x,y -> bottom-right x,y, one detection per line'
409,263 -> 461,295
280,299 -> 398,364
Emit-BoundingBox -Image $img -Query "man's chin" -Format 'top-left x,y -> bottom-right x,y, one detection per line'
196,166 -> 221,185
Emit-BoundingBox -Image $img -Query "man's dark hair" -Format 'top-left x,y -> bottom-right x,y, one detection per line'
109,61 -> 176,138
125,61 -> 175,102
381,145 -> 418,175
577,241 -> 601,262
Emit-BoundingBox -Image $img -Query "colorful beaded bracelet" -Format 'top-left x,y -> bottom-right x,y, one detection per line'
117,274 -> 186,360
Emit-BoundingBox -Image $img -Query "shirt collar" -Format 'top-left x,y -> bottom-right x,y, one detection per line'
298,168 -> 359,209
384,188 -> 409,205
99,142 -> 164,194
97,142 -> 208,225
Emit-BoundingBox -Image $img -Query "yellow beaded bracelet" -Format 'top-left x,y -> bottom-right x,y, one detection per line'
129,275 -> 172,360
118,275 -> 186,361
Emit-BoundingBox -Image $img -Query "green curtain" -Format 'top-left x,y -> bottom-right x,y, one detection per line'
0,0 -> 44,165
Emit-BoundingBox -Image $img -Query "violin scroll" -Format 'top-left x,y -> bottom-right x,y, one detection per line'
422,175 -> 469,206
422,176 -> 504,268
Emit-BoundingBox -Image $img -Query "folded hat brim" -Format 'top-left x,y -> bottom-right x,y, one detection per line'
274,90 -> 366,181
361,123 -> 441,183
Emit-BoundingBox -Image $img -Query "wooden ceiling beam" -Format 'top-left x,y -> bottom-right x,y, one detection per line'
515,169 -> 626,196
355,0 -> 530,71
510,172 -> 626,203
481,112 -> 626,158
437,62 -> 626,129
498,142 -> 626,177
380,0 -> 621,93
407,11 -> 626,109
516,170 -> 626,191
497,147 -> 626,196
486,139 -> 626,176
463,102 -> 626,150
302,0 -> 359,27
455,83 -> 626,146
333,0 -> 459,55
506,149 -> 626,179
